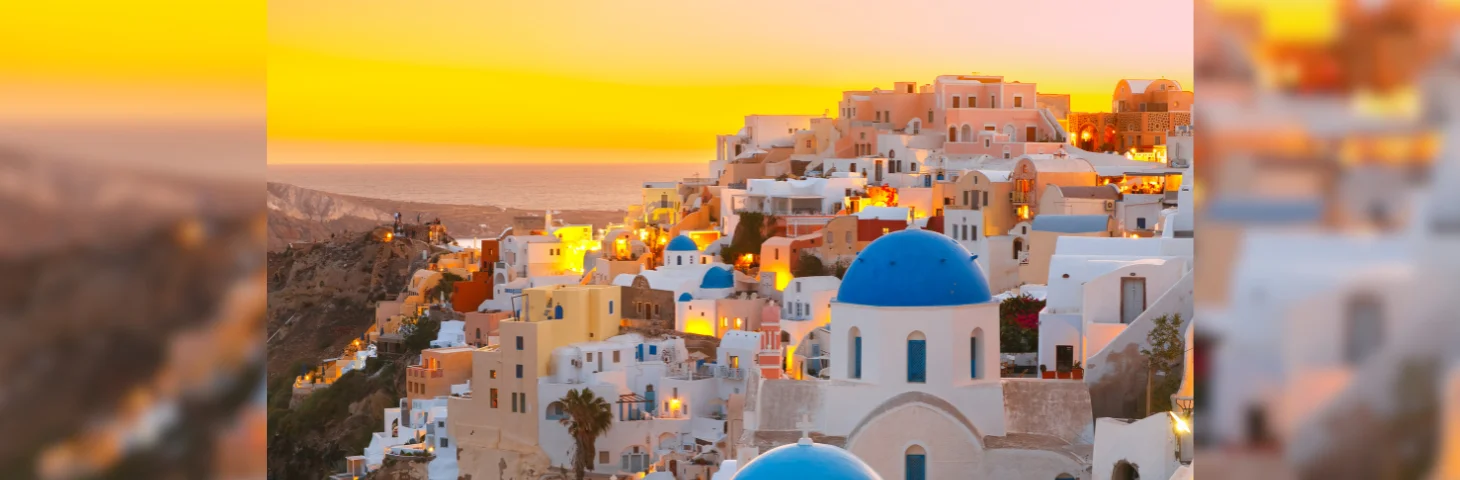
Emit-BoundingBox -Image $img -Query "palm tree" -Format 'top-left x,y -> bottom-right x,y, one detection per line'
557,388 -> 614,480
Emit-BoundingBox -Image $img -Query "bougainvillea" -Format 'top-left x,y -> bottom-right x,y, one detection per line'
999,294 -> 1045,353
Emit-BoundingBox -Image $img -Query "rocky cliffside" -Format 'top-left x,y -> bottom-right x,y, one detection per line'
266,182 -> 626,251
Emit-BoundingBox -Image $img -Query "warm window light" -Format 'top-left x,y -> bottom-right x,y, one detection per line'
734,318 -> 742,329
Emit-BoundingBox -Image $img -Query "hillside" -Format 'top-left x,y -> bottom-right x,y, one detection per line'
266,182 -> 627,251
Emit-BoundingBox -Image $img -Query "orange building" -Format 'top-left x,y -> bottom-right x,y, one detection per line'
1068,79 -> 1193,154
405,346 -> 475,403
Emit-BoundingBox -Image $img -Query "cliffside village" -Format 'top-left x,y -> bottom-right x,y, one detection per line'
291,75 -> 1202,480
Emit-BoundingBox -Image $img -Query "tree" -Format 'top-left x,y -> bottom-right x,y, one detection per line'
792,252 -> 827,278
998,294 -> 1044,353
719,211 -> 772,265
557,388 -> 614,480
1140,313 -> 1185,415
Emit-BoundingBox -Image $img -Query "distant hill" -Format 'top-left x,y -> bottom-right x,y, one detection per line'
266,182 -> 627,250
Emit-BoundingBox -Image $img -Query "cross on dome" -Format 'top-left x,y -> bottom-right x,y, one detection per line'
796,413 -> 814,445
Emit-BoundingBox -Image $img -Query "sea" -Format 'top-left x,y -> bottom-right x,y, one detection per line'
267,162 -> 708,211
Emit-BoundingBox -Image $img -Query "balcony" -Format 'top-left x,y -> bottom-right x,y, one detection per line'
647,200 -> 679,209
409,367 -> 444,379
715,365 -> 747,381
1011,191 -> 1030,205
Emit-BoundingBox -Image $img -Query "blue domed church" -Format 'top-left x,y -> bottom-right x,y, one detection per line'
736,230 -> 1090,480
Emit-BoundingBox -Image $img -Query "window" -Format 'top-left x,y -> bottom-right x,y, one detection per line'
609,301 -> 614,314
796,282 -> 802,293
960,124 -> 972,143
928,110 -> 934,122
963,191 -> 970,205
905,445 -> 927,480
516,364 -> 523,378
1137,218 -> 1147,229
1013,238 -> 1023,259
970,328 -> 983,379
775,249 -> 779,260
1026,126 -> 1037,142
516,336 -> 524,350
990,95 -> 996,108
952,96 -> 961,108
849,327 -> 862,379
972,225 -> 977,239
983,191 -> 989,206
613,350 -> 621,363
586,352 -> 593,362
1345,295 -> 1383,365
1014,96 -> 1023,108
845,231 -> 853,243
511,392 -> 518,412
490,369 -> 497,379
600,451 -> 610,465
440,438 -> 449,448
907,332 -> 927,383
882,228 -> 890,234
948,126 -> 957,141
490,388 -> 498,408
985,138 -> 991,148
649,345 -> 658,355
677,256 -> 682,265
546,401 -> 566,420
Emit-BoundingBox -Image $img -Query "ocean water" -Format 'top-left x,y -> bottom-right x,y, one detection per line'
267,163 -> 708,211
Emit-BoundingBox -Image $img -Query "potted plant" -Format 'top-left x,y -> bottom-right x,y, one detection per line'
1072,361 -> 1084,380
1040,364 -> 1054,379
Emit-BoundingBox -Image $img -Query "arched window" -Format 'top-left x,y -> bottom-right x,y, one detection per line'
1012,238 -> 1023,259
960,125 -> 972,143
970,327 -> 984,379
948,126 -> 957,141
546,401 -> 567,420
554,304 -> 564,319
849,327 -> 863,379
905,445 -> 927,480
677,256 -> 683,265
907,331 -> 927,383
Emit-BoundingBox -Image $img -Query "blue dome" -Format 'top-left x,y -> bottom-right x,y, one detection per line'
700,266 -> 734,289
732,441 -> 882,480
666,235 -> 700,251
678,292 -> 694,302
837,229 -> 991,307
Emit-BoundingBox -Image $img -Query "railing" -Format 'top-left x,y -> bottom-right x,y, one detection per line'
715,365 -> 746,380
648,200 -> 678,209
1011,191 -> 1030,205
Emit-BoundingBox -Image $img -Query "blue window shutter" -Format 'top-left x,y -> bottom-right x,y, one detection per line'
649,345 -> 658,355
971,336 -> 978,379
636,344 -> 644,361
554,305 -> 564,319
907,340 -> 926,383
854,336 -> 863,379
905,454 -> 926,480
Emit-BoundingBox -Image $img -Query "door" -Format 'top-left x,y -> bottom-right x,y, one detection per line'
875,161 -> 884,183
1056,345 -> 1074,372
1026,126 -> 1037,142
905,454 -> 926,480
598,352 -> 604,371
1121,277 -> 1146,324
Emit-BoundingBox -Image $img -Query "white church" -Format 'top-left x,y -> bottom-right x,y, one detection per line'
735,229 -> 1095,480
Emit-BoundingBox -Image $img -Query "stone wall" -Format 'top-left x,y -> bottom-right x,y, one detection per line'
1001,379 -> 1095,443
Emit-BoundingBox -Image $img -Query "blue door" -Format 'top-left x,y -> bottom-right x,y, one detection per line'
907,340 -> 926,383
905,454 -> 926,480
854,337 -> 863,379
636,344 -> 644,361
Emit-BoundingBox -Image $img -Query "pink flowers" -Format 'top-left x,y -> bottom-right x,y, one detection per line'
1014,312 -> 1039,330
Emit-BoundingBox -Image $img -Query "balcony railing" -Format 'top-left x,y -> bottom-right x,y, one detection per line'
1011,191 -> 1030,205
715,365 -> 747,380
647,200 -> 678,209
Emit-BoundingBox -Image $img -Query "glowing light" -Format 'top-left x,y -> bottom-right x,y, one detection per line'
683,318 -> 714,336
383,232 -> 394,242
1129,233 -> 1139,238
1169,411 -> 1190,434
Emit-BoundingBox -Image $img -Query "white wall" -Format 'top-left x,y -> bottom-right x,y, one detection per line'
1037,313 -> 1082,371
1091,415 -> 1181,480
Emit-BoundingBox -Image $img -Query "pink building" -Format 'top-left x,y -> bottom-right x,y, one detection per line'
833,74 -> 1070,167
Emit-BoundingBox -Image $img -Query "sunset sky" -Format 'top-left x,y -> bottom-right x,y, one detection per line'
267,0 -> 1195,163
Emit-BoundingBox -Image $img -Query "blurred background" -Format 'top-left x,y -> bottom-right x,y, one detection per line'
0,0 -> 265,479
6,0 -> 1460,478
1197,0 -> 1460,478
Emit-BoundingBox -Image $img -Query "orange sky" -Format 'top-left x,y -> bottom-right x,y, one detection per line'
268,0 -> 1194,163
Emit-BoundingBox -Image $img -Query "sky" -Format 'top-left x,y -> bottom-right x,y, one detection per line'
267,0 -> 1195,164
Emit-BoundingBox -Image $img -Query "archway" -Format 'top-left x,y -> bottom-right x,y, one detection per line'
1077,124 -> 1097,151
1112,460 -> 1140,480
905,445 -> 927,480
848,326 -> 863,379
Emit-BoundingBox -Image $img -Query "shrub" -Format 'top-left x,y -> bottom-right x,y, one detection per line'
998,294 -> 1044,353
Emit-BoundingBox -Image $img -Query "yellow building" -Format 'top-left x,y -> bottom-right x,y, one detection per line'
447,284 -> 622,479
